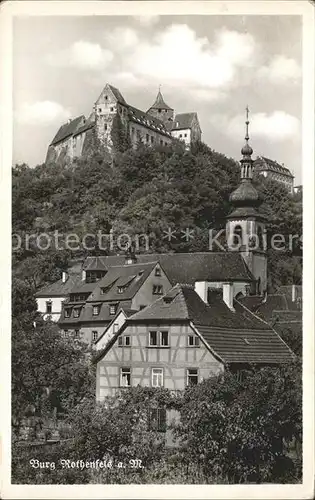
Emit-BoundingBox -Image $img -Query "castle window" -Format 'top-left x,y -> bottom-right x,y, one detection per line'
104,124 -> 108,131
187,368 -> 198,386
160,140 -> 163,145
98,108 -> 102,112
146,134 -> 149,143
151,136 -> 154,144
110,107 -> 114,112
158,108 -> 161,113
105,95 -> 108,100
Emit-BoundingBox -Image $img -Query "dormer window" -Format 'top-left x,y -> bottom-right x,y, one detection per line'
92,304 -> 101,316
64,308 -> 71,318
109,303 -> 118,315
155,267 -> 161,277
117,286 -> 124,294
73,307 -> 81,318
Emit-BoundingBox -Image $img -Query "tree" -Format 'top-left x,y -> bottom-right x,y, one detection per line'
175,363 -> 302,483
111,113 -> 131,153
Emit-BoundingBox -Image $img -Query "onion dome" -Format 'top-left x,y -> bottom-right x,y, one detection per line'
241,142 -> 253,156
229,180 -> 261,206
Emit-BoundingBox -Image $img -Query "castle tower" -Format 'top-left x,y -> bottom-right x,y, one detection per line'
226,107 -> 267,295
147,86 -> 174,125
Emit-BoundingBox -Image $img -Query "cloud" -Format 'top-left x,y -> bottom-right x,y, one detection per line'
16,101 -> 71,125
257,55 -> 301,84
46,40 -> 113,70
188,88 -> 227,103
105,27 -> 139,50
211,111 -> 300,142
123,25 -> 257,90
133,15 -> 160,27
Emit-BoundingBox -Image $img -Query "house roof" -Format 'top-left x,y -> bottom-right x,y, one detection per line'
172,113 -> 198,131
87,261 -> 159,302
73,120 -> 95,137
82,252 -> 254,285
50,115 -> 85,145
254,156 -> 294,178
35,270 -> 82,298
239,292 -> 302,321
95,284 -> 294,364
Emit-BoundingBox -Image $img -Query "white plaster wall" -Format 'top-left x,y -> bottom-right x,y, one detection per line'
36,296 -> 65,322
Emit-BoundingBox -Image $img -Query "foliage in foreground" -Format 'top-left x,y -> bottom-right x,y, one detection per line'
12,364 -> 302,485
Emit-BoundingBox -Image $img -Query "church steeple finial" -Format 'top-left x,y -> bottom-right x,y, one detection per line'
240,106 -> 253,179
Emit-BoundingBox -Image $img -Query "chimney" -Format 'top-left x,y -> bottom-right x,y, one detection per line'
194,281 -> 208,303
62,271 -> 68,283
82,270 -> 86,281
222,283 -> 235,311
292,284 -> 296,302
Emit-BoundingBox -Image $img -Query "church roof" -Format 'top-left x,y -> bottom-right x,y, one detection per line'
50,115 -> 85,145
82,252 -> 254,284
172,112 -> 198,131
229,180 -> 261,206
148,89 -> 173,111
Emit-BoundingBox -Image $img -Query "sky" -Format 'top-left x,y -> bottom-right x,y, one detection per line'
13,15 -> 302,183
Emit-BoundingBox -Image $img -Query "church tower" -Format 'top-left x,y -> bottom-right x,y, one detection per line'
147,87 -> 174,125
226,107 -> 267,295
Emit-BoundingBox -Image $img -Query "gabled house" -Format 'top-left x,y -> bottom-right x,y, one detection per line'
94,283 -> 294,402
58,261 -> 172,345
35,263 -> 82,322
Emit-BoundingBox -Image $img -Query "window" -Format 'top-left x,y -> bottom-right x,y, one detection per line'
105,95 -> 108,100
117,286 -> 124,294
184,133 -> 187,138
160,140 -> 163,145
46,301 -> 52,314
155,267 -> 161,277
104,124 -> 108,131
149,331 -> 169,347
73,308 -> 80,318
92,331 -> 98,342
153,285 -> 163,295
120,367 -> 131,387
63,329 -> 69,338
148,408 -> 166,432
161,331 -> 169,346
151,136 -> 154,144
233,225 -> 243,247
187,368 -> 198,386
152,368 -> 163,387
75,329 -> 80,338
158,108 -> 161,113
179,134 -> 182,138
110,107 -> 114,112
98,107 -> 102,112
92,305 -> 100,316
118,335 -> 131,347
64,308 -> 71,318
146,134 -> 149,143
149,331 -> 157,346
109,304 -> 118,315
113,323 -> 119,333
188,335 -> 200,347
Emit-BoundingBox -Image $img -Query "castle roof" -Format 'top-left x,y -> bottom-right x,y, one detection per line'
50,115 -> 85,145
148,89 -> 173,111
128,106 -> 172,137
172,112 -> 198,131
107,84 -> 127,105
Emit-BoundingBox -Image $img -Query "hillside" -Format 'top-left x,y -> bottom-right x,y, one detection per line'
12,141 -> 302,293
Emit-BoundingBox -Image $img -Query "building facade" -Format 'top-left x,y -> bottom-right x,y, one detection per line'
46,84 -> 201,164
253,156 -> 294,193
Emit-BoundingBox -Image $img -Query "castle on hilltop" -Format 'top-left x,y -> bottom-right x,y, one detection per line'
46,84 -> 202,164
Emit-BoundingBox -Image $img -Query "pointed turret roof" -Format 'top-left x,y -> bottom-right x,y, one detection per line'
149,88 -> 173,111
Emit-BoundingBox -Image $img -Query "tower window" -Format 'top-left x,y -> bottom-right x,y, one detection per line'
233,225 -> 243,248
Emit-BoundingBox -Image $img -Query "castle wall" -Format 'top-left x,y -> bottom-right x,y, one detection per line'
129,121 -> 172,148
